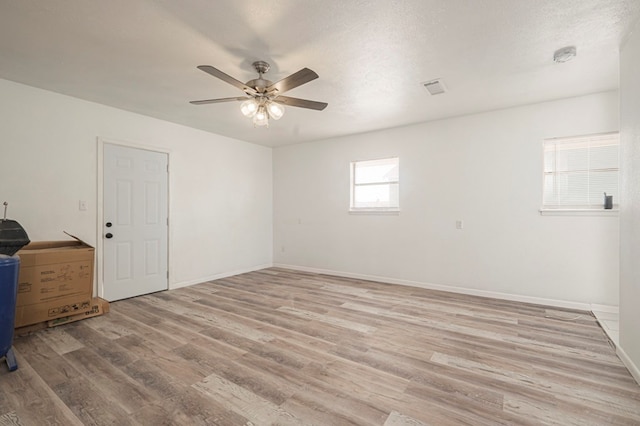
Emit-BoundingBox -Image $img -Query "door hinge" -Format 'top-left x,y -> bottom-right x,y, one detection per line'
166,270 -> 169,279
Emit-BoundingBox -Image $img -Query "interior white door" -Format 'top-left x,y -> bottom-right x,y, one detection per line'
103,143 -> 168,301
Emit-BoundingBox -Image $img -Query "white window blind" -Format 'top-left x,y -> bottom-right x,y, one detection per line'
542,133 -> 619,210
350,157 -> 399,211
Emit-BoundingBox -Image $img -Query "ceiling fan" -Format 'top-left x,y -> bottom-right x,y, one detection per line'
190,61 -> 328,127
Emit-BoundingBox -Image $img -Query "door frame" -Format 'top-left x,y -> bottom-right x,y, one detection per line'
96,137 -> 171,299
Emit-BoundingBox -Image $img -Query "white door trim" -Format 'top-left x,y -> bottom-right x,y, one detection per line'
96,137 -> 171,299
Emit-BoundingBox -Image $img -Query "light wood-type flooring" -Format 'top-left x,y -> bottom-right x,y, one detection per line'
1,268 -> 639,425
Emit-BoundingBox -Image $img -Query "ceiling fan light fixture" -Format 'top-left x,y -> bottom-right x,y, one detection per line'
267,101 -> 285,120
253,105 -> 269,127
240,99 -> 259,117
191,61 -> 327,128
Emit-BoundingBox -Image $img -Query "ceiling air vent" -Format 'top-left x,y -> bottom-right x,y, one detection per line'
422,79 -> 447,95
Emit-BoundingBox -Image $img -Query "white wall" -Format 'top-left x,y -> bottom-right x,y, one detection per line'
619,22 -> 640,382
0,78 -> 272,291
274,92 -> 620,307
0,76 -> 623,312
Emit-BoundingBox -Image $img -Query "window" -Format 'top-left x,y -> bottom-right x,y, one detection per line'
542,132 -> 619,211
350,157 -> 399,212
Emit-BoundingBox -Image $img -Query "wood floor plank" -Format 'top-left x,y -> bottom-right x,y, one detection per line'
0,350 -> 84,425
35,327 -> 85,355
131,341 -> 209,386
11,334 -> 81,388
2,267 -> 639,425
62,322 -> 139,367
276,306 -> 378,334
62,348 -> 158,415
121,358 -> 186,401
195,292 -> 367,346
83,313 -> 137,341
430,351 -> 640,424
279,395 -> 363,426
383,411 -> 429,426
130,387 -> 253,426
0,412 -> 23,426
104,310 -> 185,351
193,373 -> 302,425
149,292 -> 277,343
52,376 -> 133,425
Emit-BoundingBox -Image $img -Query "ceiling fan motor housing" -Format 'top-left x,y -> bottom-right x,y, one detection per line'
245,78 -> 273,94
247,61 -> 273,94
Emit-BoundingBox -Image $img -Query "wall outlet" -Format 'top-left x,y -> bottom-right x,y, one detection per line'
456,220 -> 463,229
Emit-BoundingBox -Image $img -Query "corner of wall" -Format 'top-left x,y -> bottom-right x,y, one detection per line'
618,14 -> 640,388
617,346 -> 640,386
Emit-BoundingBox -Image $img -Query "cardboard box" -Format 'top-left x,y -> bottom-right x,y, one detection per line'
15,299 -> 109,333
48,298 -> 109,327
14,237 -> 94,327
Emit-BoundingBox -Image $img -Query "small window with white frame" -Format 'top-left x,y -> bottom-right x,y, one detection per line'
350,157 -> 399,212
542,132 -> 619,211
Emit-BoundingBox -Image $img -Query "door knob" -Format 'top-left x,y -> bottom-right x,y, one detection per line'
105,233 -> 113,239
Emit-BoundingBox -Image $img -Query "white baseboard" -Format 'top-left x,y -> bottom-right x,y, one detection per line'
170,263 -> 273,290
617,345 -> 640,386
272,263 -> 592,311
590,303 -> 619,314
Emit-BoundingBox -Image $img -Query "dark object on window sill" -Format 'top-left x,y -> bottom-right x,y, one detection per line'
604,193 -> 613,210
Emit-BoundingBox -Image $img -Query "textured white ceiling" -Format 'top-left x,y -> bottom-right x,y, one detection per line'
0,0 -> 638,147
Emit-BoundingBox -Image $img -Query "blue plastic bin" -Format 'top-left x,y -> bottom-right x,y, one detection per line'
0,254 -> 19,372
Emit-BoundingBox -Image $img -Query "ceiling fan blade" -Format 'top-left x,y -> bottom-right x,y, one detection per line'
189,96 -> 248,105
272,96 -> 328,111
197,65 -> 258,95
267,68 -> 319,94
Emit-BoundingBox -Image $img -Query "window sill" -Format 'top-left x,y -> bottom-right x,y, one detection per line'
539,208 -> 619,216
349,209 -> 400,215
